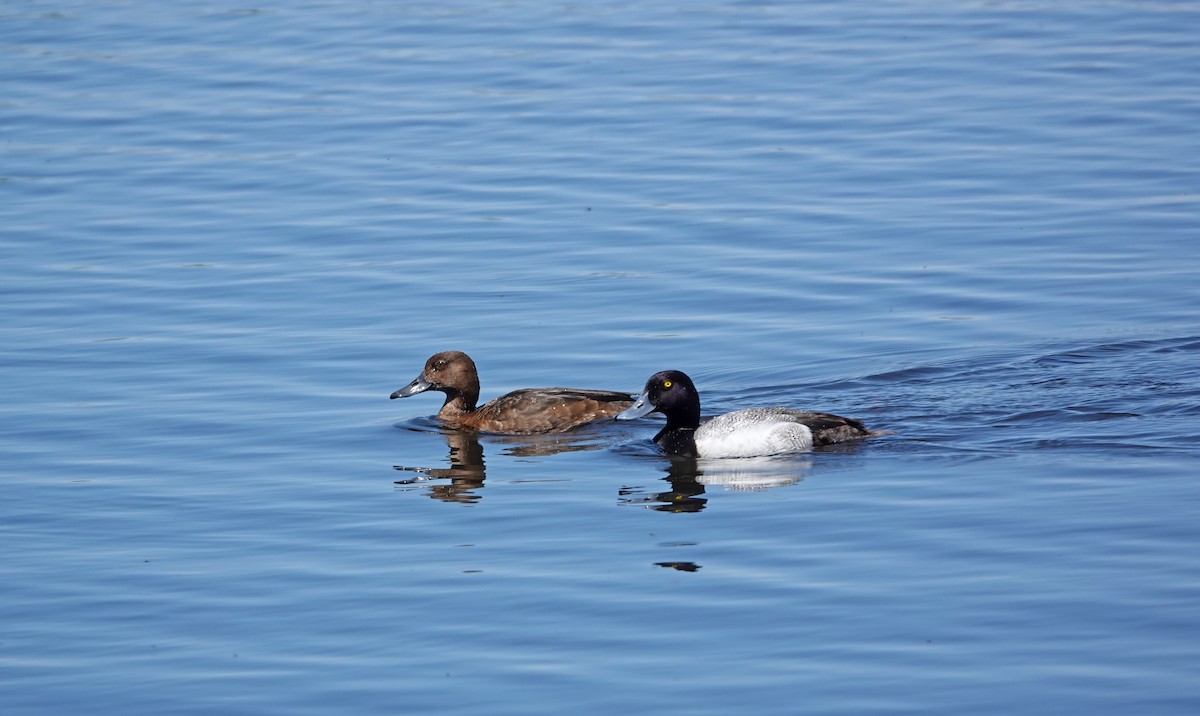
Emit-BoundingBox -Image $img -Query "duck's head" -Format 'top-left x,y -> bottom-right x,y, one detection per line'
616,370 -> 701,428
390,351 -> 481,405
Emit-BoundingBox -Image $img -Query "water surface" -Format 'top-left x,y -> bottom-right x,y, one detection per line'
2,1 -> 1198,714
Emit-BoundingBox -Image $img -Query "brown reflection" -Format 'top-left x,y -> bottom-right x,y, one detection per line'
394,430 -> 487,504
394,425 -> 616,504
489,431 -> 612,458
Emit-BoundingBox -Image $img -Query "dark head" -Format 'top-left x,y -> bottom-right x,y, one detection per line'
616,370 -> 702,430
390,351 -> 482,409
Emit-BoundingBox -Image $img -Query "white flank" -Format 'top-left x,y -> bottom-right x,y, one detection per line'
694,408 -> 815,458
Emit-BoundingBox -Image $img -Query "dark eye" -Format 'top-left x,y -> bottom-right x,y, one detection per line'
433,360 -> 446,370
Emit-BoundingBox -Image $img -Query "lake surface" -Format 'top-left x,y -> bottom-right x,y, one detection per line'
3,1 -> 1198,714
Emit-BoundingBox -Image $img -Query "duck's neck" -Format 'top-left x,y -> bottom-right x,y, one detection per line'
652,400 -> 701,456
669,404 -> 701,430
654,426 -> 699,457
437,383 -> 480,419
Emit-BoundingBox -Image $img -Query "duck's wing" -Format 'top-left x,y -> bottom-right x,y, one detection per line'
786,410 -> 872,445
472,388 -> 635,434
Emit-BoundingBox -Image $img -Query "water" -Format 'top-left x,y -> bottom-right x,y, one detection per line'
3,1 -> 1198,714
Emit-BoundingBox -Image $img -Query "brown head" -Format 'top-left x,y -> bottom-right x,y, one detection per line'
390,351 -> 482,413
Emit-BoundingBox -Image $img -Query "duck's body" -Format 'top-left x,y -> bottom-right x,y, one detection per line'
432,385 -> 638,435
391,351 -> 634,435
618,370 -> 873,458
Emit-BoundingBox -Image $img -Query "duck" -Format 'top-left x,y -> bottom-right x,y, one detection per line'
616,370 -> 873,458
391,351 -> 635,435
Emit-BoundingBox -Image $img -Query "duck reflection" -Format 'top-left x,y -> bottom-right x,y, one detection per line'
619,456 -> 814,512
394,422 -> 617,504
394,430 -> 487,504
619,460 -> 709,512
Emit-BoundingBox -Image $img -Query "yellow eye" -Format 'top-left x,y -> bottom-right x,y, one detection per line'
662,380 -> 672,388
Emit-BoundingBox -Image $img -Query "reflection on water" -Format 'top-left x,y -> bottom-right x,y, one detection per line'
393,420 -> 620,503
655,561 -> 702,572
618,455 -> 814,512
397,416 -> 864,507
693,457 -> 812,490
619,466 -> 709,513
394,429 -> 487,504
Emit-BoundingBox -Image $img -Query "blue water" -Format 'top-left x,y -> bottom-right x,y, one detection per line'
3,1 -> 1199,714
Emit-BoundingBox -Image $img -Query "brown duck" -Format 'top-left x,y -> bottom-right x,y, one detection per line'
390,351 -> 635,435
